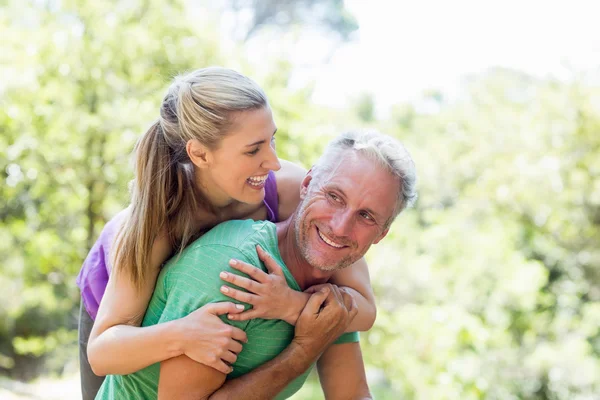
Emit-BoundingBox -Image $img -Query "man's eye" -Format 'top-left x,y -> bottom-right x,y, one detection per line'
328,193 -> 341,202
360,211 -> 373,221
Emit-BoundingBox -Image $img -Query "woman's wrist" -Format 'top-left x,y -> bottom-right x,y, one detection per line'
283,291 -> 311,326
164,319 -> 186,358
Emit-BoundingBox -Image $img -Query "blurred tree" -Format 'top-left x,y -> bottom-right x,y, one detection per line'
360,68 -> 600,400
0,0 -> 357,381
353,92 -> 375,123
0,0 -> 222,378
217,0 -> 358,41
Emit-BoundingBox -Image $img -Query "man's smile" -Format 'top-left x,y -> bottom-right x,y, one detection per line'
316,227 -> 347,249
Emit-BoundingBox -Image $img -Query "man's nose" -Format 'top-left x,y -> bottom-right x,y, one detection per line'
330,209 -> 353,238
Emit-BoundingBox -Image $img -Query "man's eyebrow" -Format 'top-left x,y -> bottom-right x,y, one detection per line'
245,128 -> 277,147
364,207 -> 383,219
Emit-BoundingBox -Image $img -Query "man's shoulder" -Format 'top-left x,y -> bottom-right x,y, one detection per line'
163,219 -> 276,274
192,219 -> 276,251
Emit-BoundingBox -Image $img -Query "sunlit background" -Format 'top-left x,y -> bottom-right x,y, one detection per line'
2,0 -> 600,399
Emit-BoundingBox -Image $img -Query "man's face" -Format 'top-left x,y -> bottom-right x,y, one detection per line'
294,151 -> 399,272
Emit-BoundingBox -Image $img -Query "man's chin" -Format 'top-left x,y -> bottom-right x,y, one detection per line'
311,259 -> 352,273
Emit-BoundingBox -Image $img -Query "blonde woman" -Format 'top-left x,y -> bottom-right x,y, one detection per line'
77,67 -> 377,400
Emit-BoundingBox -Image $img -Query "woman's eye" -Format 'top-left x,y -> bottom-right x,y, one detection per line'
247,147 -> 260,155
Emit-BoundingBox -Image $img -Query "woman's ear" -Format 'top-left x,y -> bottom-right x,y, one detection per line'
186,139 -> 211,169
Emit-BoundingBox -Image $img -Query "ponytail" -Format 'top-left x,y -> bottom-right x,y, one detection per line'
111,121 -> 198,291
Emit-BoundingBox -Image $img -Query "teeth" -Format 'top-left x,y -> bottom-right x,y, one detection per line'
317,229 -> 345,248
247,174 -> 268,186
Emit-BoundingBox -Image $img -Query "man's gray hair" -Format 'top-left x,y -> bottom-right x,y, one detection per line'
312,130 -> 417,226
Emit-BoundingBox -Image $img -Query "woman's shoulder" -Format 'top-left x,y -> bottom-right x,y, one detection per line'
274,159 -> 308,221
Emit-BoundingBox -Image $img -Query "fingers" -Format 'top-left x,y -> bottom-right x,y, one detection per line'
321,284 -> 342,307
340,289 -> 353,310
204,301 -> 245,316
219,350 -> 238,365
227,339 -> 244,355
341,289 -> 358,319
256,245 -> 284,277
228,326 -> 248,343
228,259 -> 268,283
211,360 -> 233,375
220,271 -> 261,294
220,285 -> 259,305
199,311 -> 248,343
302,286 -> 331,315
227,309 -> 262,322
304,283 -> 329,294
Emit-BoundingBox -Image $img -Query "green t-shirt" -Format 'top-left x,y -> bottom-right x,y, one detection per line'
96,219 -> 359,400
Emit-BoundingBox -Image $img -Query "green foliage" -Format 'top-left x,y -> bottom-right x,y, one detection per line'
1,1 -> 599,399
0,0 -> 337,382
357,68 -> 600,399
1,0 -> 225,378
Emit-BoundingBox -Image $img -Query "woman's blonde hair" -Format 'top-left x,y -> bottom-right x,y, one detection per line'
112,67 -> 268,290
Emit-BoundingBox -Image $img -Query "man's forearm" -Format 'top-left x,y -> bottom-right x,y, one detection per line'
208,341 -> 315,400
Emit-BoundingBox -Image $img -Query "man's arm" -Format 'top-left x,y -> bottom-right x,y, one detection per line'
158,355 -> 224,400
158,285 -> 357,399
317,342 -> 372,400
159,342 -> 312,400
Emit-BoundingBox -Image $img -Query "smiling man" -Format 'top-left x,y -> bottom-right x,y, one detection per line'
95,130 -> 417,400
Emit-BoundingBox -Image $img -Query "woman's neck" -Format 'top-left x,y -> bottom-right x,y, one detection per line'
194,169 -> 236,209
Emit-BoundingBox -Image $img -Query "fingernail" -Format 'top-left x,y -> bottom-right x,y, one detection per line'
221,286 -> 229,293
235,304 -> 244,310
220,272 -> 228,279
229,259 -> 237,266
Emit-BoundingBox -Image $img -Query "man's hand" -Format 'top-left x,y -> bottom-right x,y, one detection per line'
292,284 -> 358,362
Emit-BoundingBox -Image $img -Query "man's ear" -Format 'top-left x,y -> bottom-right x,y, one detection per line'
373,228 -> 389,244
299,169 -> 313,199
186,139 -> 212,169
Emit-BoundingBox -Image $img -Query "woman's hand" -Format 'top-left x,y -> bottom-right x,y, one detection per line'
219,245 -> 310,325
176,302 -> 248,374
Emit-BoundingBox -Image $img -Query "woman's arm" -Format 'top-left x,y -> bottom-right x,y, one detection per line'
219,160 -> 377,331
87,232 -> 247,376
329,257 -> 377,331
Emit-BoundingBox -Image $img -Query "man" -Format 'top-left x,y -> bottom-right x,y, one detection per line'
96,130 -> 417,399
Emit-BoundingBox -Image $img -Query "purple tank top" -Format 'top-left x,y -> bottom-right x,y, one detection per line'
77,170 -> 279,320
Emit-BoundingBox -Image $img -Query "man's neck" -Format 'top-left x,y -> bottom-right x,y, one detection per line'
275,216 -> 334,291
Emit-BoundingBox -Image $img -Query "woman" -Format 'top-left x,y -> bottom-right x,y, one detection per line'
77,67 -> 377,400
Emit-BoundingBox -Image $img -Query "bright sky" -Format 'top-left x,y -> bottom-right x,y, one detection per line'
306,0 -> 600,116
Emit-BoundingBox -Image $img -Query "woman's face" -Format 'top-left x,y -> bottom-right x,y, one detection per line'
201,106 -> 281,207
